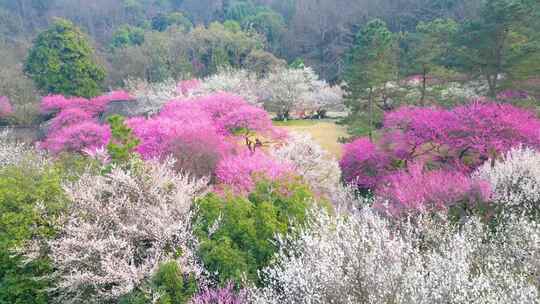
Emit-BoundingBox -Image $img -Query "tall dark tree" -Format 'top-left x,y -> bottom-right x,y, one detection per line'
24,18 -> 106,98
455,0 -> 537,97
344,19 -> 397,138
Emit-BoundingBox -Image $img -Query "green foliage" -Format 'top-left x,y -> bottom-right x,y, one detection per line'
224,0 -> 257,22
193,178 -> 321,285
120,262 -> 197,304
344,19 -> 397,137
289,58 -> 305,69
223,20 -> 242,33
152,11 -> 192,32
24,18 -> 106,98
106,115 -> 140,166
110,25 -> 145,49
0,161 -> 68,304
242,9 -> 285,52
455,0 -> 538,97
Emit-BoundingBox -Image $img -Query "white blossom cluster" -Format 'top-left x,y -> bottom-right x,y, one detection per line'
124,78 -> 183,114
250,208 -> 539,304
271,132 -> 341,201
475,147 -> 540,214
124,67 -> 344,119
195,69 -> 263,106
439,81 -> 484,103
261,67 -> 319,117
48,159 -> 208,303
0,129 -> 47,168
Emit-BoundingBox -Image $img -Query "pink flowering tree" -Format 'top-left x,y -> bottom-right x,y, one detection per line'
40,121 -> 111,154
340,101 -> 540,194
190,283 -> 246,304
381,103 -> 540,169
216,151 -> 294,194
339,137 -> 391,192
374,163 -> 491,216
40,90 -> 133,115
40,91 -> 133,154
0,96 -> 13,118
129,93 -> 281,168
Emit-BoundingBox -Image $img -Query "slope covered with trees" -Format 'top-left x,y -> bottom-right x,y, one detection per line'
1,0 -> 540,303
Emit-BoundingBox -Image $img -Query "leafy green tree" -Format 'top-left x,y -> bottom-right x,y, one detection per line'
404,18 -> 459,104
224,0 -> 257,22
242,8 -> 285,52
24,18 -> 106,98
455,0 -> 538,97
344,19 -> 397,138
119,262 -> 197,304
0,161 -> 68,303
152,11 -> 193,32
110,25 -> 145,49
106,115 -> 140,167
193,178 -> 324,285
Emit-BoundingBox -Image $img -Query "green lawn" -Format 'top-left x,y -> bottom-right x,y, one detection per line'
274,119 -> 347,158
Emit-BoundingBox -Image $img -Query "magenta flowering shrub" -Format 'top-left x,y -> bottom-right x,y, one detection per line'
40,121 -> 111,154
40,90 -> 133,154
339,138 -> 391,191
49,108 -> 95,131
0,96 -> 13,117
341,101 -> 540,202
130,93 -> 276,159
382,103 -> 540,169
40,91 -> 287,183
497,90 -> 529,101
216,151 -> 294,193
40,90 -> 133,115
216,105 -> 274,135
374,163 -> 491,216
190,284 -> 246,304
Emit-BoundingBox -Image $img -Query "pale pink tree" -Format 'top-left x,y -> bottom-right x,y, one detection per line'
48,159 -> 208,303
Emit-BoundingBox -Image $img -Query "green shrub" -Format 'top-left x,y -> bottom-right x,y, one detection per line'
24,18 -> 106,98
193,178 -> 324,285
120,262 -> 197,304
0,162 -> 68,303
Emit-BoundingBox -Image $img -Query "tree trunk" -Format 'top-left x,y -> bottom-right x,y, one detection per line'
486,73 -> 497,98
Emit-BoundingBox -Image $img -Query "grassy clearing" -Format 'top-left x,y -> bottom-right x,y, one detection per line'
274,119 -> 347,158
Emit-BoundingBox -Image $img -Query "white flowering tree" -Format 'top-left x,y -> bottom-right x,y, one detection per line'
305,81 -> 345,118
0,129 -> 46,168
475,147 -> 540,217
271,132 -> 341,200
261,67 -> 318,120
124,78 -> 183,115
47,159 -> 208,303
251,208 -> 540,304
195,69 -> 263,106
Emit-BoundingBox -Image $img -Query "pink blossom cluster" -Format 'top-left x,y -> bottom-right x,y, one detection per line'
190,283 -> 246,304
216,151 -> 294,194
340,138 -> 391,191
340,101 -> 540,208
41,121 -> 111,154
40,91 -> 132,154
374,163 -> 491,216
0,96 -> 13,117
496,89 -> 529,100
380,102 -> 540,170
129,93 -> 279,160
41,91 -> 291,192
